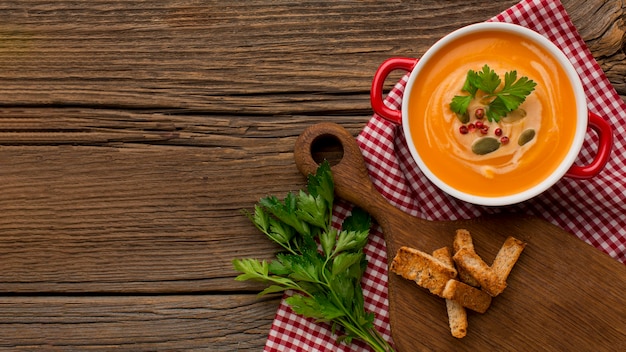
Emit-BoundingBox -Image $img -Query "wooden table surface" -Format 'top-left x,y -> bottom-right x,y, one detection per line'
0,1 -> 623,350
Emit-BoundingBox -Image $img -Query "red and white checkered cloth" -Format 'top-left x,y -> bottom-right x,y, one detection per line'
265,0 -> 626,351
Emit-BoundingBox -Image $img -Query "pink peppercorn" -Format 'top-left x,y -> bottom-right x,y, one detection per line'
475,108 -> 485,119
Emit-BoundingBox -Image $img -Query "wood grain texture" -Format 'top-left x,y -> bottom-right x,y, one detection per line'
563,0 -> 626,95
0,294 -> 280,351
0,0 -> 622,350
0,111 -> 369,293
0,0 -> 622,113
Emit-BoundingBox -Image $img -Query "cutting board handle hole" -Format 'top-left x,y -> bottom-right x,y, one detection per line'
310,134 -> 344,166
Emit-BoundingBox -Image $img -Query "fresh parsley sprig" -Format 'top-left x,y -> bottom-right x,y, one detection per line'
450,64 -> 536,122
233,161 -> 394,352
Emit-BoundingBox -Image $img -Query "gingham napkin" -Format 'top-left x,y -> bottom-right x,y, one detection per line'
265,0 -> 626,350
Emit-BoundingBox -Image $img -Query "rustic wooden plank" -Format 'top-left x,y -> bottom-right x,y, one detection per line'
0,0 -> 621,114
0,110 -> 367,293
563,0 -> 626,96
0,294 -> 280,351
0,108 -> 367,145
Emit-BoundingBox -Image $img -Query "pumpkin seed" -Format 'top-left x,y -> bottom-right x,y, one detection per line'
472,137 -> 501,155
456,112 -> 469,124
502,108 -> 527,123
518,129 -> 536,146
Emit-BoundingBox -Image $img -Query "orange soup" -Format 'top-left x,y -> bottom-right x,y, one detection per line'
407,30 -> 577,198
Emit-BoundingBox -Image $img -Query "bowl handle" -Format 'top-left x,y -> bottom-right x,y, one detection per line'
565,111 -> 613,179
370,57 -> 418,125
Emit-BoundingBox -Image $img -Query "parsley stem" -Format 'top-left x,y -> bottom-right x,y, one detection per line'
336,316 -> 392,352
318,262 -> 393,352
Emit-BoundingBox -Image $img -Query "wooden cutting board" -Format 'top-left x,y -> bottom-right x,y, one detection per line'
294,122 -> 626,351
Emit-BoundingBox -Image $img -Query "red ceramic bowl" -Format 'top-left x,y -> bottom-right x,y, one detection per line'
371,23 -> 612,206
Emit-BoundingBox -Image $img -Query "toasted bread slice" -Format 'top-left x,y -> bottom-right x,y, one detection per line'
453,248 -> 506,297
433,246 -> 470,338
453,229 -> 475,253
492,236 -> 526,282
452,229 -> 481,287
391,246 -> 457,296
453,235 -> 527,297
445,297 -> 468,338
441,279 -> 492,313
457,267 -> 481,288
432,246 -> 454,268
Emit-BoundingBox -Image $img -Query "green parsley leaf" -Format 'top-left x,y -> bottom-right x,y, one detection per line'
473,64 -> 501,93
259,193 -> 310,237
232,258 -> 269,281
450,95 -> 472,116
286,294 -> 345,323
498,70 -> 536,111
231,258 -> 299,293
334,229 -> 369,255
449,64 -> 536,122
331,252 -> 364,277
341,207 -> 371,233
330,274 -> 357,310
295,190 -> 328,230
249,205 -> 269,233
462,69 -> 479,96
486,96 -> 511,122
319,229 -> 337,257
267,216 -> 295,245
268,260 -> 290,276
258,284 -> 290,296
307,160 -> 334,215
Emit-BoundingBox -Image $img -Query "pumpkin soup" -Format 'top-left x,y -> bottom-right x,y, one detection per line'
407,31 -> 576,198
